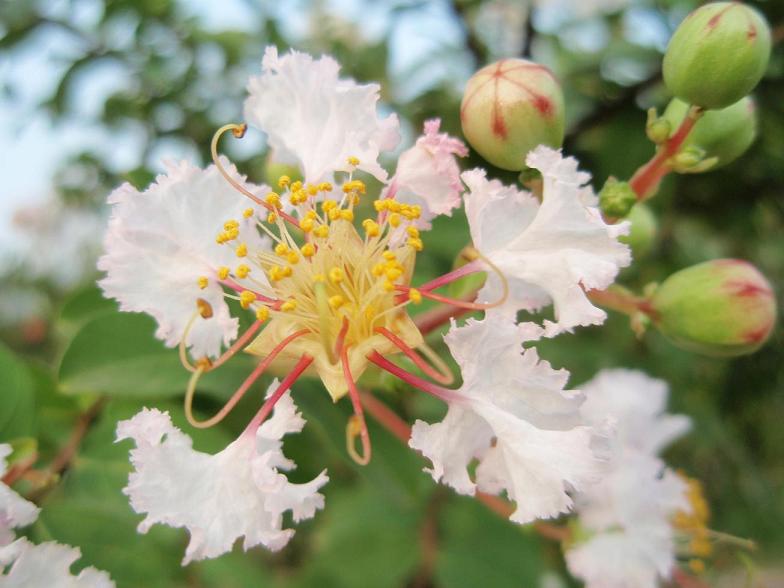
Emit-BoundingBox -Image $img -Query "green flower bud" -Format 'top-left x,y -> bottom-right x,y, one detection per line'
650,259 -> 777,357
461,59 -> 565,171
663,97 -> 757,169
620,204 -> 657,260
663,2 -> 771,110
599,178 -> 637,219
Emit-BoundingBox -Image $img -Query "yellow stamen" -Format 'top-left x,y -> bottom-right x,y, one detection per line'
197,276 -> 209,290
235,243 -> 248,257
239,291 -> 256,309
256,306 -> 270,322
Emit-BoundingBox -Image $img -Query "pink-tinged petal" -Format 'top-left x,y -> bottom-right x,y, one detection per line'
244,47 -> 400,184
0,445 -> 39,547
463,146 -> 631,334
0,538 -> 114,587
115,382 -> 328,565
98,159 -> 270,359
385,118 -> 468,228
409,315 -> 604,523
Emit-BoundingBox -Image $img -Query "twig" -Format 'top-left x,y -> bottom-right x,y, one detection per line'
47,398 -> 106,477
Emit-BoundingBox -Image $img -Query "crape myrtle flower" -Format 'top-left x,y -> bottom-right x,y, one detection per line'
0,444 -> 115,587
99,47 -> 630,562
565,370 -> 714,587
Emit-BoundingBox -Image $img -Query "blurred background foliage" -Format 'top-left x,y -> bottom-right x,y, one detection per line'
0,0 -> 782,586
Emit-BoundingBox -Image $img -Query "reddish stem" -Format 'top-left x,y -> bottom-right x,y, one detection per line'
341,346 -> 372,464
629,109 -> 701,200
244,354 -> 313,434
375,327 -> 452,385
334,317 -> 350,359
367,351 -> 462,403
586,286 -> 654,319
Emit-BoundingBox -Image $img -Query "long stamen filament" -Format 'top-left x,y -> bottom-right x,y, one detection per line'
184,329 -> 309,429
367,351 -> 463,403
418,259 -> 481,292
314,282 -> 338,364
374,327 -> 454,385
341,346 -> 372,465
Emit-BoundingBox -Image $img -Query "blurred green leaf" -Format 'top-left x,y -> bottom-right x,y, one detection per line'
0,341 -> 36,441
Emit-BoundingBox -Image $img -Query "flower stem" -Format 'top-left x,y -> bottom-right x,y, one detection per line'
628,105 -> 703,201
587,285 -> 654,318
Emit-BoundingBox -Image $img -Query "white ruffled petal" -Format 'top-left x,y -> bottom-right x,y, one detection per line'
244,47 -> 400,184
409,315 -> 604,523
463,146 -> 631,334
580,369 -> 691,457
0,538 -> 114,588
98,159 -> 270,358
0,445 -> 40,547
385,119 -> 468,228
115,383 -> 328,565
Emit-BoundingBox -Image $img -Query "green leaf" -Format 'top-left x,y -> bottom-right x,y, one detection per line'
57,285 -> 117,332
58,311 -> 255,399
435,496 -> 545,588
0,341 -> 36,442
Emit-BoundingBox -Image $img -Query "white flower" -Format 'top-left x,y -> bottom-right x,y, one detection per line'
580,369 -> 691,457
409,315 -> 603,523
98,159 -> 269,359
0,538 -> 114,588
463,146 -> 630,334
565,369 -> 692,588
384,119 -> 468,228
115,382 -> 328,565
0,445 -> 39,547
244,47 -> 400,184
566,455 -> 688,588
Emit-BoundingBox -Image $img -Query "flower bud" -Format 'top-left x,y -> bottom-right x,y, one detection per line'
599,178 -> 637,219
620,204 -> 656,260
663,97 -> 757,169
461,59 -> 565,171
663,2 -> 771,109
650,259 -> 776,357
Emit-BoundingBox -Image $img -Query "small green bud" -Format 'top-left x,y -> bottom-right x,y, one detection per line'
663,2 -> 771,109
650,259 -> 777,357
663,97 -> 757,169
645,108 -> 672,144
620,203 -> 657,260
599,178 -> 637,219
461,59 -> 565,171
671,146 -> 709,171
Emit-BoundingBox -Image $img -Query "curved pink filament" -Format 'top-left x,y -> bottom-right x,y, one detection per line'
374,327 -> 452,385
417,260 -> 481,292
367,351 -> 463,403
341,345 -> 372,465
396,286 -> 500,310
334,317 -> 350,359
243,353 -> 314,435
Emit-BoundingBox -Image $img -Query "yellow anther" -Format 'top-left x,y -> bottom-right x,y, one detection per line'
688,559 -> 705,574
371,263 -> 385,277
339,209 -> 354,221
384,267 -> 402,281
322,200 -> 337,212
267,212 -> 278,224
347,156 -> 360,166
301,243 -> 316,257
318,182 -> 333,192
217,266 -> 230,280
197,276 -> 209,290
264,193 -> 282,209
373,199 -> 387,212
197,298 -> 214,319
291,190 -> 307,205
278,175 -> 291,189
243,208 -> 254,219
408,288 -> 422,304
410,205 -> 422,219
364,305 -> 376,321
305,210 -> 318,220
274,243 -> 290,257
287,252 -> 299,264
329,267 -> 344,283
406,226 -> 419,238
224,219 -> 239,230
407,237 -> 424,251
235,243 -> 248,257
382,280 -> 395,292
307,184 -> 318,196
328,208 -> 340,221
388,201 -> 402,213
300,217 -> 315,232
281,299 -> 297,312
362,219 -> 380,237
239,290 -> 256,309
236,264 -> 251,279
255,306 -> 270,322
313,273 -> 326,283
269,266 -> 285,282
282,266 -> 293,278
216,233 -> 227,244
314,225 -> 329,238
389,213 -> 401,227
290,181 -> 303,192
328,295 -> 345,309
689,537 -> 712,558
